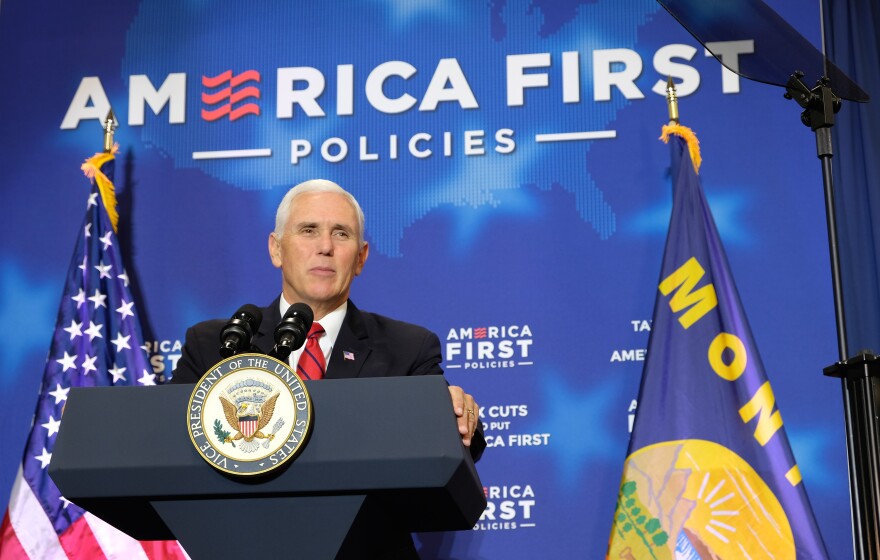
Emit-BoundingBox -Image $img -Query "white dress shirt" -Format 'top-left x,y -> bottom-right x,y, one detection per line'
279,297 -> 347,375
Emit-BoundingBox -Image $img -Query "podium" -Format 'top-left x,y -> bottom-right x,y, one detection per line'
49,375 -> 486,559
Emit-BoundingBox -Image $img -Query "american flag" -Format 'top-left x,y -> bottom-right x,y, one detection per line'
0,151 -> 188,559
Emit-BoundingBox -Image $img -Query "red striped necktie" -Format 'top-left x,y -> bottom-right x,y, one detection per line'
297,322 -> 326,380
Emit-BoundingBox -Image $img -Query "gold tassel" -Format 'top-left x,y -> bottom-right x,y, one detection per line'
80,144 -> 119,232
660,124 -> 701,175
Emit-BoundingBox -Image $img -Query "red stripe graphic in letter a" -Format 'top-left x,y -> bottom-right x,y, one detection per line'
201,70 -> 261,122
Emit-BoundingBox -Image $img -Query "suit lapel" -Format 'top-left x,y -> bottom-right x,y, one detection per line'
252,297 -> 282,356
326,301 -> 371,379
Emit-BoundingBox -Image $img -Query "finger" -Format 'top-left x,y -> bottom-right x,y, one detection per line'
448,386 -> 475,446
448,386 -> 465,416
466,398 -> 478,437
459,395 -> 477,446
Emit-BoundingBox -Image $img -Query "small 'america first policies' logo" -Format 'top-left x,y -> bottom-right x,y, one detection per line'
187,353 -> 312,476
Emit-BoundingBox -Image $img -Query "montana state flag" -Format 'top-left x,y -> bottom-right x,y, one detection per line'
607,126 -> 828,559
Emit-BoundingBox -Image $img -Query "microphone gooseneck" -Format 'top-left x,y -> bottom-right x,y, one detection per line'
272,302 -> 314,360
218,304 -> 263,358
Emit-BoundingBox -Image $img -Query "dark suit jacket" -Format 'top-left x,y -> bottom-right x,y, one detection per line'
171,297 -> 485,461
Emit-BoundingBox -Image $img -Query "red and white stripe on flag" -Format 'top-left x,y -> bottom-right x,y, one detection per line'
0,468 -> 190,560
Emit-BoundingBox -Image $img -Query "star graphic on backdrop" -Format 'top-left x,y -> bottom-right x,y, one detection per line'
78,256 -> 88,272
111,333 -> 131,351
787,428 -> 838,492
87,192 -> 98,207
71,288 -> 86,308
56,351 -> 77,372
539,373 -> 623,485
48,384 -> 70,404
116,300 -> 135,319
42,415 -> 61,437
94,262 -> 112,279
99,231 -> 113,250
59,496 -> 72,509
83,223 -> 92,238
0,263 -> 58,372
138,369 -> 157,386
117,271 -> 129,287
84,321 -> 103,341
63,319 -> 83,340
81,353 -> 98,375
34,448 -> 52,469
88,289 -> 107,309
109,364 -> 127,383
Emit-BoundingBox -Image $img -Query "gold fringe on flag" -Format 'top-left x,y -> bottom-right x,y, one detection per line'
81,144 -> 119,232
660,124 -> 702,175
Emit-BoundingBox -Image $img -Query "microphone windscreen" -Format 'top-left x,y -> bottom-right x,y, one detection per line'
284,302 -> 314,325
235,304 -> 263,331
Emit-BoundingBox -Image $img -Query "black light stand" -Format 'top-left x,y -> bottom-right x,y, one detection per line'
786,71 -> 880,559
825,352 -> 880,559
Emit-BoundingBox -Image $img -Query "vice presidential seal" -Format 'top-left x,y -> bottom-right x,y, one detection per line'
187,353 -> 312,476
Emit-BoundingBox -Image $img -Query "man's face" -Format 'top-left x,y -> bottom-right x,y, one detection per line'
268,191 -> 369,318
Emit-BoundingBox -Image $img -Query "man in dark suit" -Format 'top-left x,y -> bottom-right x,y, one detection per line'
171,179 -> 484,456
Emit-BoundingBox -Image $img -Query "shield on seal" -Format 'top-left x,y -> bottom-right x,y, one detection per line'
237,401 -> 260,438
239,415 -> 258,438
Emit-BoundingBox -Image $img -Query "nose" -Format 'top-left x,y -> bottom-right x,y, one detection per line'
316,230 -> 334,255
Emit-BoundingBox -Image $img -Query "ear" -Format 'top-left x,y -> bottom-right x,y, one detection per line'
354,241 -> 369,276
268,233 -> 283,268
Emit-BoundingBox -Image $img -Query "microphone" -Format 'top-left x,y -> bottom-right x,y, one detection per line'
218,304 -> 263,358
272,302 -> 314,360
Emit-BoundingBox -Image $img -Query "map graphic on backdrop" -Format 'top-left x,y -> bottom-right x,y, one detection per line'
0,0 -> 850,557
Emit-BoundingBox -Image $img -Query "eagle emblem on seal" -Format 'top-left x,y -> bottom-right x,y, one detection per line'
219,392 -> 280,453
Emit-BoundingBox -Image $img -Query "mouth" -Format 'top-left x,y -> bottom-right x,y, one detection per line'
310,267 -> 335,276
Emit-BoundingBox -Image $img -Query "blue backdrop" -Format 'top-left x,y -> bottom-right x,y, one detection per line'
0,1 -> 853,557
825,0 -> 880,357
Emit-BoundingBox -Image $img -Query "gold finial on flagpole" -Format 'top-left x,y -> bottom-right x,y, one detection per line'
665,77 -> 679,124
102,109 -> 118,153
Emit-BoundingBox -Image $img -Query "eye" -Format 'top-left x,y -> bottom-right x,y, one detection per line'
333,229 -> 351,239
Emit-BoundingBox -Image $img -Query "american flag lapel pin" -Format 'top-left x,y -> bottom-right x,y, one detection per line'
343,350 -> 355,361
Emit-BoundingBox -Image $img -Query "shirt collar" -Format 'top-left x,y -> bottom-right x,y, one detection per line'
279,296 -> 347,347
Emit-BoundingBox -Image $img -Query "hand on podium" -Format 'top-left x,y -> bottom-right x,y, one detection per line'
448,385 -> 479,448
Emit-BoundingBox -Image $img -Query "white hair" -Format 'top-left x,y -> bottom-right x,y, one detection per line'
273,179 -> 365,245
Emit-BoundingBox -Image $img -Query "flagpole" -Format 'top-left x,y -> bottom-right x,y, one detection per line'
665,76 -> 679,125
102,109 -> 117,153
